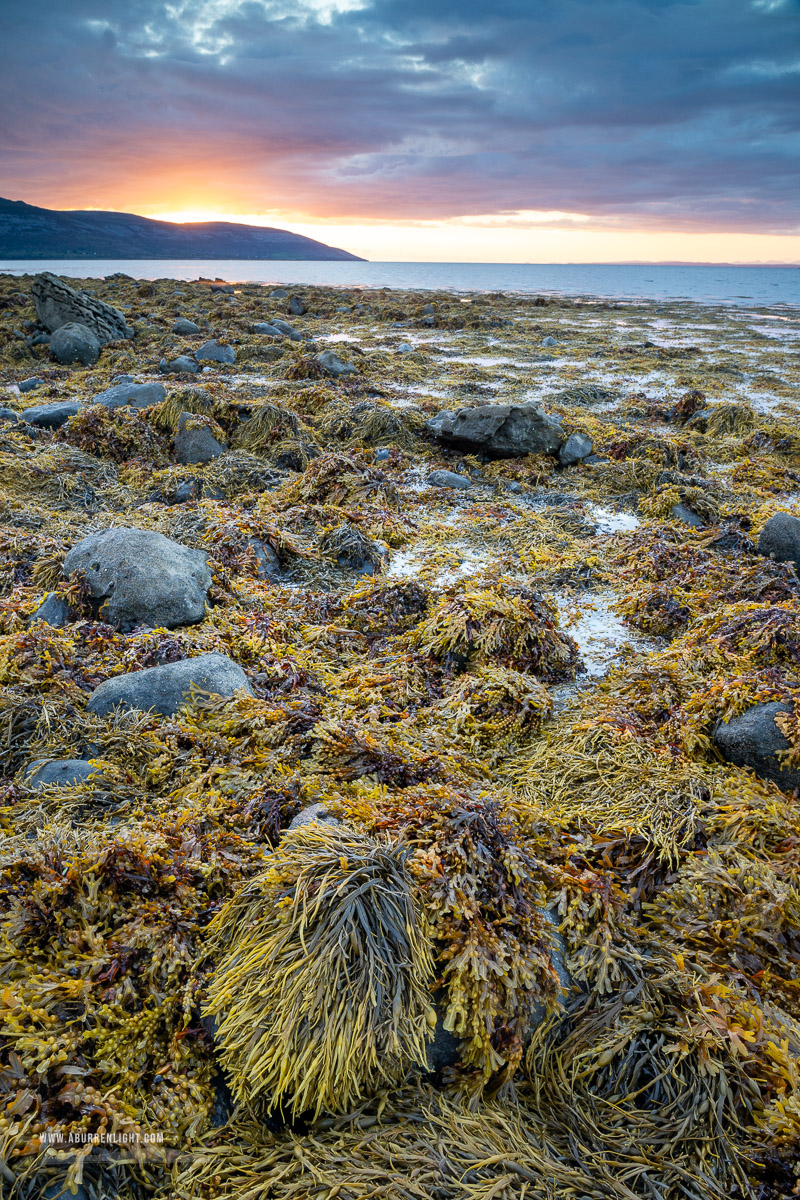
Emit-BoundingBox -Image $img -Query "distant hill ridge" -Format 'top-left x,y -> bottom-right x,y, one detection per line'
0,197 -> 364,261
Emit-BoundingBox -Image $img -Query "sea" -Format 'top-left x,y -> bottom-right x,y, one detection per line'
0,260 -> 798,307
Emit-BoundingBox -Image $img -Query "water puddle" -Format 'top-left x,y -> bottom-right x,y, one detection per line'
587,504 -> 640,533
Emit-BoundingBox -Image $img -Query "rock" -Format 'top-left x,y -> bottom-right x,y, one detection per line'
714,702 -> 800,793
507,481 -> 523,493
196,340 -> 235,365
671,503 -> 706,528
758,513 -> 800,569
558,432 -> 594,466
86,652 -> 252,718
427,403 -> 565,458
270,319 -> 307,342
397,342 -> 413,353
253,322 -> 284,337
0,406 -> 19,422
210,284 -> 234,294
32,272 -> 131,343
542,335 -> 557,347
288,803 -> 340,830
288,296 -> 307,316
425,1015 -> 461,1072
93,381 -> 166,411
31,592 -> 72,627
269,288 -> 288,299
315,349 -> 357,377
21,400 -> 80,429
63,527 -> 212,631
26,759 -> 100,790
19,376 -> 44,393
172,318 -> 202,335
375,448 -> 391,462
49,322 -> 100,367
173,412 -> 227,465
160,355 -> 200,375
30,333 -> 51,346
422,303 -> 435,315
427,469 -> 472,490
113,374 -> 136,384
248,538 -> 281,580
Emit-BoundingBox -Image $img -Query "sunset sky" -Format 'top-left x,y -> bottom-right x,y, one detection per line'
1,0 -> 798,262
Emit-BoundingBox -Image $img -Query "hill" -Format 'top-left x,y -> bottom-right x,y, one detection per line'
0,197 -> 364,261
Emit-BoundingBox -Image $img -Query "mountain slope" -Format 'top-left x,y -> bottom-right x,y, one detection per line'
0,197 -> 364,261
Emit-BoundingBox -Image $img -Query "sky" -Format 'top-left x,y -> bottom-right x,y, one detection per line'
1,0 -> 799,262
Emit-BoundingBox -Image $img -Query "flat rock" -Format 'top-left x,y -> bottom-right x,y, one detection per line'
714,702 -> 800,793
427,403 -> 564,458
671,502 -> 706,528
26,759 -> 100,790
253,322 -> 284,337
49,322 -> 100,367
0,406 -> 19,422
427,469 -> 472,489
316,349 -> 357,377
21,400 -> 80,429
86,653 -> 252,718
559,432 -> 593,466
32,272 -> 132,343
19,377 -> 44,393
93,381 -> 166,410
31,592 -> 72,627
160,355 -> 200,375
172,318 -> 202,334
288,802 -> 340,830
758,512 -> 800,569
270,319 -> 307,341
174,412 -> 227,464
196,340 -> 235,364
63,526 -> 212,631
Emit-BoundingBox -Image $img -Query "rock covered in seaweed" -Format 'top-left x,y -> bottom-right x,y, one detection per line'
173,412 -> 227,464
62,526 -> 212,631
86,651 -> 252,717
426,403 -> 565,457
25,759 -> 102,789
714,701 -> 800,793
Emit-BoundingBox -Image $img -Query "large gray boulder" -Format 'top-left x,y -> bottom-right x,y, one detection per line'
253,322 -> 284,337
93,381 -> 166,410
21,400 -> 80,429
32,272 -> 132,343
172,318 -> 202,335
86,653 -> 252,717
196,340 -> 235,365
160,355 -> 200,375
63,527 -> 212,631
427,403 -> 565,458
714,701 -> 800,793
758,513 -> 800,570
49,323 -> 100,367
173,412 -> 227,464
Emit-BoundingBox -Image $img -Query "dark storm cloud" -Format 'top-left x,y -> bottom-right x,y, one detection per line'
0,0 -> 798,229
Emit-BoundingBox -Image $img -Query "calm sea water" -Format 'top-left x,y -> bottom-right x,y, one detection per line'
0,260 -> 797,307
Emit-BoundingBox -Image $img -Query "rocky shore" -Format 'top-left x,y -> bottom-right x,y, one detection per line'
1,271 -> 800,1199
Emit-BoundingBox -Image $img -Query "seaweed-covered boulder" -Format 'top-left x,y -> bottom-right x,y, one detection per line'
86,652 -> 252,717
63,527 -> 212,631
714,702 -> 800,793
427,403 -> 564,458
32,272 -> 132,342
758,512 -> 800,570
21,400 -> 80,429
49,323 -> 100,367
93,381 -> 166,410
0,406 -> 19,422
315,349 -> 357,377
173,412 -> 227,464
26,759 -> 100,789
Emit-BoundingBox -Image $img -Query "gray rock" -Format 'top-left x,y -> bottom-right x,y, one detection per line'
172,318 -> 202,335
315,349 -> 357,377
160,355 -> 200,375
30,333 -> 51,346
113,374 -> 136,384
21,400 -> 80,429
427,469 -> 472,490
397,342 -> 413,353
196,340 -> 235,365
19,377 -> 44,393
375,448 -> 391,462
671,503 -> 706,528
427,403 -> 565,458
270,319 -> 307,341
559,432 -> 594,466
248,538 -> 281,580
714,702 -> 800,793
31,592 -> 72,627
288,296 -> 307,316
93,381 -> 167,411
32,272 -> 131,343
49,323 -> 100,367
63,526 -> 212,631
26,759 -> 100,790
86,652 -> 252,718
758,512 -> 800,569
269,288 -> 288,299
542,335 -> 557,347
173,412 -> 227,465
507,481 -> 523,493
422,303 -> 435,315
288,802 -> 340,830
0,406 -> 19,422
253,322 -> 284,337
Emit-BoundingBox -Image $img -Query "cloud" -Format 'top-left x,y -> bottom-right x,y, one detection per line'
0,0 -> 798,232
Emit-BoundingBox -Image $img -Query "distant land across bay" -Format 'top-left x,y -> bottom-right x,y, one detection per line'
0,197 -> 364,261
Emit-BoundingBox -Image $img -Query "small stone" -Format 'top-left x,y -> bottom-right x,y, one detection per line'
714,702 -> 800,793
173,412 -> 227,464
288,296 -> 307,316
542,335 -> 557,347
427,469 -> 473,490
30,333 -> 51,346
160,355 -> 200,375
758,512 -> 800,569
270,319 -> 307,342
49,322 -> 101,367
253,322 -> 284,337
31,592 -> 72,627
507,481 -> 523,493
86,652 -> 253,718
210,284 -> 234,294
113,374 -> 136,384
248,538 -> 281,580
21,400 -> 80,429
18,377 -> 44,393
268,288 -> 288,299
288,803 -> 340,830
93,381 -> 167,410
26,759 -> 101,790
315,349 -> 357,377
172,318 -> 202,334
422,303 -> 435,315
0,406 -> 19,422
397,342 -> 413,353
196,340 -> 235,365
375,448 -> 391,462
559,432 -> 594,466
671,503 -> 706,528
